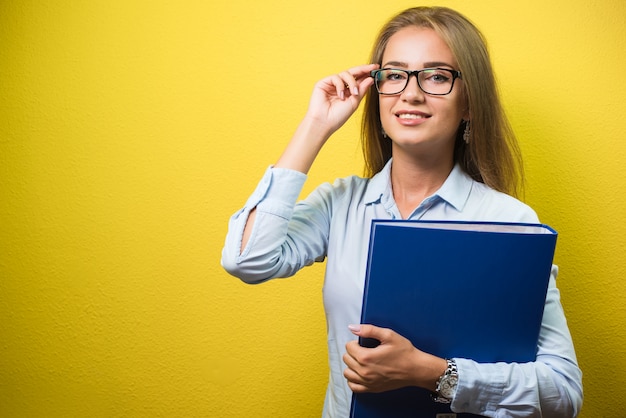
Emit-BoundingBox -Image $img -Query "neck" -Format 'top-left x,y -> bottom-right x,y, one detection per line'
390,151 -> 454,219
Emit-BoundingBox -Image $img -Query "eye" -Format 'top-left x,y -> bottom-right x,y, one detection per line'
422,69 -> 452,84
381,69 -> 408,82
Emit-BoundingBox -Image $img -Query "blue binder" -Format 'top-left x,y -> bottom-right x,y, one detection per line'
350,220 -> 558,418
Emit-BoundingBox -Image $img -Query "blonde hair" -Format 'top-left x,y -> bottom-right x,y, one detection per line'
361,6 -> 524,197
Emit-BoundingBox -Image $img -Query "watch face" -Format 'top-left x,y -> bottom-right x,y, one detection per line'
440,375 -> 459,398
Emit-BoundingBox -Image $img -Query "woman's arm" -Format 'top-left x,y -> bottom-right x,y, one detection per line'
452,267 -> 583,417
224,64 -> 378,279
343,266 -> 583,417
240,65 -> 378,251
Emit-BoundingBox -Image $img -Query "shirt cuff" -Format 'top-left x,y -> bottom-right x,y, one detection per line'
451,357 -> 505,415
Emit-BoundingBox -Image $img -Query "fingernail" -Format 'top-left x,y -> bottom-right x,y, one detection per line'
348,324 -> 361,332
339,91 -> 345,100
352,87 -> 359,96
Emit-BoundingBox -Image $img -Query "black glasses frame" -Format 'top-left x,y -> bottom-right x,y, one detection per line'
370,68 -> 462,96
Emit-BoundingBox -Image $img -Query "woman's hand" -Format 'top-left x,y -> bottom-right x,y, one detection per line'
343,324 -> 447,393
274,64 -> 378,174
304,64 -> 379,135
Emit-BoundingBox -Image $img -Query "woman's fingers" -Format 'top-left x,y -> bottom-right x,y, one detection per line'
339,71 -> 359,97
332,64 -> 380,99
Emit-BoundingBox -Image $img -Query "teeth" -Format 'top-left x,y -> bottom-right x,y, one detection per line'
398,114 -> 425,119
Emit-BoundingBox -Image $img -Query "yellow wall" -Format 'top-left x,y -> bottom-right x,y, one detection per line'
1,1 -> 624,416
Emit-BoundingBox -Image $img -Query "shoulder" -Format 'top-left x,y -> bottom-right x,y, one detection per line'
468,181 -> 540,223
307,174 -> 370,202
293,174 -> 371,223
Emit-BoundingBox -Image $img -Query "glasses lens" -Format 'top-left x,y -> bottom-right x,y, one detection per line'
418,69 -> 455,95
375,69 -> 408,95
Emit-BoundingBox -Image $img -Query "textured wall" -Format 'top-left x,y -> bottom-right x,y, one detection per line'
1,0 -> 624,417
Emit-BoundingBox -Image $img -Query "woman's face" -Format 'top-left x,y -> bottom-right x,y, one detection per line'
378,26 -> 468,158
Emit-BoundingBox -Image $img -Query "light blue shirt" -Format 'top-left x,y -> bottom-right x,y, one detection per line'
221,161 -> 583,417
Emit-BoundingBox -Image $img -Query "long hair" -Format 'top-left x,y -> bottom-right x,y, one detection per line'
361,6 -> 524,197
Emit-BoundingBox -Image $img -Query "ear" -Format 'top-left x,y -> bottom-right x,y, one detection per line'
462,106 -> 470,122
460,83 -> 470,120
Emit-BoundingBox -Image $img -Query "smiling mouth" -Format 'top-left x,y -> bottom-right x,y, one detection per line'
397,113 -> 429,120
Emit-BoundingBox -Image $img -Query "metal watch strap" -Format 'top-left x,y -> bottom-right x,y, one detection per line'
432,359 -> 458,404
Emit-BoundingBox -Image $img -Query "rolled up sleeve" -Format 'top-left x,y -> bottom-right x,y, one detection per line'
221,166 -> 311,283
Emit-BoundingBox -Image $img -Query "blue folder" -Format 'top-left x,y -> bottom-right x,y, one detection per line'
350,220 -> 558,418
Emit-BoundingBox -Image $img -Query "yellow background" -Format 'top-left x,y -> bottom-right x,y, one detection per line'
1,0 -> 624,416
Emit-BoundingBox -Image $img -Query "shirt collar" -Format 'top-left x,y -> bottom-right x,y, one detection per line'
364,159 -> 474,212
436,163 -> 473,212
363,160 -> 392,205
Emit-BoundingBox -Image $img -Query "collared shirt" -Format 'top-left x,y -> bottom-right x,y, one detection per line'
222,161 -> 583,417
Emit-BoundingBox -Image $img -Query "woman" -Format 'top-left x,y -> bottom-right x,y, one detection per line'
222,6 -> 582,417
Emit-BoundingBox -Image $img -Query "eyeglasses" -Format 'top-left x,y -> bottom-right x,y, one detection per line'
370,68 -> 462,96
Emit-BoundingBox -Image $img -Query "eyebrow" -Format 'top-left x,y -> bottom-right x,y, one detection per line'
382,60 -> 456,69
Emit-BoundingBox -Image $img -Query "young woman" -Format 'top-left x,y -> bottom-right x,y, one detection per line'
222,6 -> 582,417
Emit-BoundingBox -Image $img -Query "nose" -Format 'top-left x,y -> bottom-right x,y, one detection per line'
400,74 -> 425,102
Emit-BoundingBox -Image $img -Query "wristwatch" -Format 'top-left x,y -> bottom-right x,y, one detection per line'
432,359 -> 458,403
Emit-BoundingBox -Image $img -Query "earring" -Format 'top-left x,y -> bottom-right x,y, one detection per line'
463,120 -> 471,144
382,128 -> 388,139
